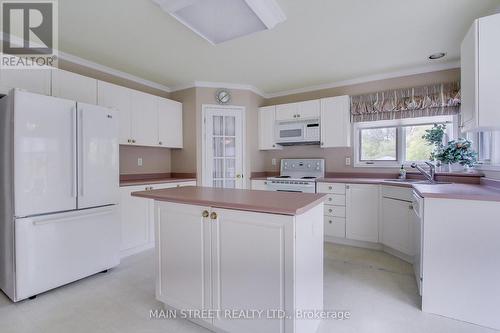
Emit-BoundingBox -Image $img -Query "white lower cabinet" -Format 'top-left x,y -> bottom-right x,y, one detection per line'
346,184 -> 380,243
381,197 -> 414,256
119,181 -> 196,257
156,202 -> 324,333
251,179 -> 269,190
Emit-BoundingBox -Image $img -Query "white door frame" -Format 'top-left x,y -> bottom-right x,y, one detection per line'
202,104 -> 246,188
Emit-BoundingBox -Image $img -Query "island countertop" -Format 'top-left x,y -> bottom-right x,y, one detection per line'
131,186 -> 326,216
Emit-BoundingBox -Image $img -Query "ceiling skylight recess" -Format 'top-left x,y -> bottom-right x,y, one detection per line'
152,0 -> 286,44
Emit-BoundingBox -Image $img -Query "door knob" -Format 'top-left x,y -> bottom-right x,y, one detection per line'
202,210 -> 209,218
210,212 -> 218,220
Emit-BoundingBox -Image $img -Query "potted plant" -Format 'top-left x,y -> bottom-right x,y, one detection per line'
422,124 -> 477,172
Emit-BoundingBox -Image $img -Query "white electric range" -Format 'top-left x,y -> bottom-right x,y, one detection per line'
267,159 -> 325,193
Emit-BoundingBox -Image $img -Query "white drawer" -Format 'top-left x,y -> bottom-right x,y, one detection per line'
324,217 -> 346,238
324,205 -> 346,218
318,182 -> 346,194
325,194 -> 345,206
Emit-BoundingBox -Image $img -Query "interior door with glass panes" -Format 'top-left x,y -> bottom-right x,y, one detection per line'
204,106 -> 244,189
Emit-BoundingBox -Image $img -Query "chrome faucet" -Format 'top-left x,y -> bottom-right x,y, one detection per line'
411,162 -> 436,183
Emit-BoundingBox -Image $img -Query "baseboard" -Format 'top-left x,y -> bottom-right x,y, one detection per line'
120,242 -> 154,258
325,237 -> 414,264
325,236 -> 382,250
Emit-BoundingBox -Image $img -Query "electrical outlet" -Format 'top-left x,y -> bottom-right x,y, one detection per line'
138,158 -> 143,167
345,157 -> 351,166
271,158 -> 277,166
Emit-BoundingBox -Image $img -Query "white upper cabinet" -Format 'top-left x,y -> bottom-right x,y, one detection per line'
51,69 -> 97,104
461,13 -> 500,131
131,90 -> 159,147
158,97 -> 183,148
98,80 -> 182,148
275,100 -> 320,121
320,95 -> 351,148
97,81 -> 133,145
0,68 -> 51,95
258,106 -> 281,150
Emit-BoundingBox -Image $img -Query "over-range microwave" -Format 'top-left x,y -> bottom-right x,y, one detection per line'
275,120 -> 320,146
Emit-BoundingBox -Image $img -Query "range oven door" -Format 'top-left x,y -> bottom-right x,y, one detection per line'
267,182 -> 316,193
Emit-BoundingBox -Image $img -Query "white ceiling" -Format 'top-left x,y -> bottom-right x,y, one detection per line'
58,0 -> 500,94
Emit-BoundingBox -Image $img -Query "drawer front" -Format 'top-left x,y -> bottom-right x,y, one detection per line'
317,182 -> 346,194
324,205 -> 346,218
325,194 -> 345,206
324,217 -> 346,238
381,186 -> 413,202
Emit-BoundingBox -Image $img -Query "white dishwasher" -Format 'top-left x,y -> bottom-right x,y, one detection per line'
411,191 -> 424,296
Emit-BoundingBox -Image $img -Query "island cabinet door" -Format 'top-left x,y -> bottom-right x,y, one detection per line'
155,202 -> 212,320
210,208 -> 294,333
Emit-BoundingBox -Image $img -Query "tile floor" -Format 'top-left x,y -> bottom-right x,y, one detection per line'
0,243 -> 497,333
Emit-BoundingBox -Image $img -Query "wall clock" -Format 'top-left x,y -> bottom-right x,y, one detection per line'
215,89 -> 231,105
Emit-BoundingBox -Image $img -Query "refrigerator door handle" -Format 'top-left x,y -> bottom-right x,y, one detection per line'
71,106 -> 77,198
31,211 -> 112,226
78,106 -> 85,197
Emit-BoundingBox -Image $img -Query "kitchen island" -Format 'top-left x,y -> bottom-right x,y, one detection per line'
132,186 -> 326,333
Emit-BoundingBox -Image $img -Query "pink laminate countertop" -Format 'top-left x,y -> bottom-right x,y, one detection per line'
120,178 -> 196,187
131,186 -> 326,216
319,178 -> 500,202
412,183 -> 500,202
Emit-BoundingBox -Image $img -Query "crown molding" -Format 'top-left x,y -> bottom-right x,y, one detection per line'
58,51 -> 171,92
1,33 -> 171,93
265,61 -> 461,99
170,81 -> 267,98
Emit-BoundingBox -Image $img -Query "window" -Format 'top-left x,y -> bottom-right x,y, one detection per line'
471,131 -> 500,170
360,127 -> 397,161
354,116 -> 455,167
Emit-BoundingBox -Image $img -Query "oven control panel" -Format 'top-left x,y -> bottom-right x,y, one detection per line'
280,159 -> 325,178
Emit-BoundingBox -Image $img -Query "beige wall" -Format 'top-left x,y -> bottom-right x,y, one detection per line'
58,59 -> 170,98
119,145 -> 171,175
265,69 -> 460,106
170,87 -> 265,186
260,69 -> 461,173
170,88 -> 198,174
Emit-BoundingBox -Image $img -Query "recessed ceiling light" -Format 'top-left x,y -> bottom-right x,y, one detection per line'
152,0 -> 286,44
429,52 -> 446,60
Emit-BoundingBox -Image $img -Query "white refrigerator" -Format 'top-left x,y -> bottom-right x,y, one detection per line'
0,89 -> 120,302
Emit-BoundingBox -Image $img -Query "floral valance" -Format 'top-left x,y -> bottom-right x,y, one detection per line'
350,82 -> 461,122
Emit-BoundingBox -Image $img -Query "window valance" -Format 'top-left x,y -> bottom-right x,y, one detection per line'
350,82 -> 461,122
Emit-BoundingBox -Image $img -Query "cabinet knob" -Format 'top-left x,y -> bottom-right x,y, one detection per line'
210,212 -> 218,220
328,186 -> 333,190
132,139 -> 136,143
159,141 -> 163,145
329,220 -> 333,224
272,144 -> 276,148
409,204 -> 414,210
202,210 -> 209,218
329,209 -> 333,213
127,139 -> 131,143
328,197 -> 333,201
346,185 -> 350,190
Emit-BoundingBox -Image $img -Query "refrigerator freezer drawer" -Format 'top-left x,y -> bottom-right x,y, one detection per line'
13,206 -> 120,301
